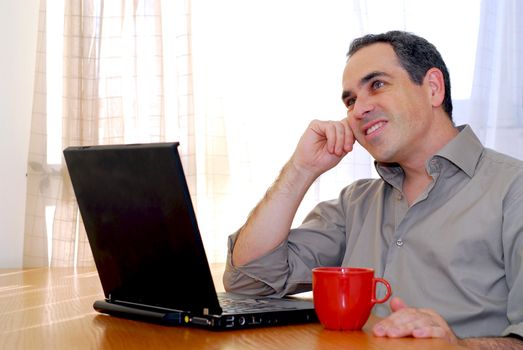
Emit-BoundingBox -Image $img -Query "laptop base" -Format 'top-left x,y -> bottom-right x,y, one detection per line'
94,300 -> 318,330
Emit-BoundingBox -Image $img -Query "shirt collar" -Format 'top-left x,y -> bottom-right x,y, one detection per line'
375,124 -> 484,185
435,125 -> 484,178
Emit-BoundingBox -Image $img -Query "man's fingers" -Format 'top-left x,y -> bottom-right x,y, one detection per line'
293,118 -> 356,178
375,320 -> 447,339
334,122 -> 346,155
320,120 -> 353,156
373,305 -> 458,343
342,117 -> 355,153
323,122 -> 337,154
390,297 -> 408,312
373,309 -> 422,337
412,326 -> 447,339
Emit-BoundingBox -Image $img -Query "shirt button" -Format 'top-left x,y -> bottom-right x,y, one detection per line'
396,239 -> 404,247
429,159 -> 440,172
397,193 -> 403,200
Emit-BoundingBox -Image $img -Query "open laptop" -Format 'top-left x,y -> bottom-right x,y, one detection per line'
63,142 -> 317,330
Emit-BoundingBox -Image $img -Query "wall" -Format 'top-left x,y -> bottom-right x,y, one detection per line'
0,0 -> 40,267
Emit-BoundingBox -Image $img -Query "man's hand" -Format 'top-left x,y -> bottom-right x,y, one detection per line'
372,297 -> 459,344
232,118 -> 354,267
291,118 -> 355,179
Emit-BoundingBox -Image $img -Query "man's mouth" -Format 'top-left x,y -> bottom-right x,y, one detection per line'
365,121 -> 386,135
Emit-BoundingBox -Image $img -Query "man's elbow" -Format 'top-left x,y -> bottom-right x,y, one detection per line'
222,267 -> 277,296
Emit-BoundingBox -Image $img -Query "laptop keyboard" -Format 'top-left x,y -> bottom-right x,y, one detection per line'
218,294 -> 297,313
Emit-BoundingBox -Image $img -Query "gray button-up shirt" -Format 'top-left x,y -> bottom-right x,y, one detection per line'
223,125 -> 523,338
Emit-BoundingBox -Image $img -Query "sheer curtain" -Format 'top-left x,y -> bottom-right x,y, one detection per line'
190,1 -> 373,262
23,0 -> 194,267
189,0 -> 483,261
192,0 -> 521,262
23,0 -> 522,267
464,0 -> 523,160
355,0 -> 523,161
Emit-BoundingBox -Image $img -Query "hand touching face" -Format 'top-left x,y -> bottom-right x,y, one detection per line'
291,118 -> 355,179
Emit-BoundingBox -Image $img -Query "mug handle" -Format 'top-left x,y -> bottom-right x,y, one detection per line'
371,277 -> 392,304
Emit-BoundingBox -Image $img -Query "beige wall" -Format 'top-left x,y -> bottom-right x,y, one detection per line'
0,0 -> 40,267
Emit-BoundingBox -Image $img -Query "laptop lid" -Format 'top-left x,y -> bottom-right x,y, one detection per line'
63,143 -> 222,316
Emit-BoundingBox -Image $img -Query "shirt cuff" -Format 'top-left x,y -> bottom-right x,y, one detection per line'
502,323 -> 523,338
222,231 -> 290,297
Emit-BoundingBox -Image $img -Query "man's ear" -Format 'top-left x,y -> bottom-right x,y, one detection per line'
425,68 -> 445,108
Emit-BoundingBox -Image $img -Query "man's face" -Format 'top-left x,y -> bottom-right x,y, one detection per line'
341,43 -> 434,165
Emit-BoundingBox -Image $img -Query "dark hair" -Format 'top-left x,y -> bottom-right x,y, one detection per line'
348,31 -> 453,120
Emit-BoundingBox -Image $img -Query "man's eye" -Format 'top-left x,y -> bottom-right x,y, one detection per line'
346,98 -> 356,108
372,80 -> 385,90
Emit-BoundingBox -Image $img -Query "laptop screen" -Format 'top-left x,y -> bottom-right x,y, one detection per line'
64,143 -> 222,315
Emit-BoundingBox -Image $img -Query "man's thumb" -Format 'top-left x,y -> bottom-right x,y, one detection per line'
390,297 -> 408,312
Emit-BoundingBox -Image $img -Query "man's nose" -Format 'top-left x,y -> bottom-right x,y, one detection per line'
352,95 -> 374,120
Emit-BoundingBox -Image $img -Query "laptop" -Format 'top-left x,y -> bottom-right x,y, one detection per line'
63,142 -> 317,330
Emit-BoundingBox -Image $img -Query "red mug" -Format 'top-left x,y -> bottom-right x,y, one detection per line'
312,267 -> 392,330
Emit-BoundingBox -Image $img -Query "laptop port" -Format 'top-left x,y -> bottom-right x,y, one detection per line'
191,316 -> 211,326
248,316 -> 261,325
225,316 -> 235,328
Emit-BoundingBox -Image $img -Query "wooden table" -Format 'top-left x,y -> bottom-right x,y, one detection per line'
0,265 -> 465,349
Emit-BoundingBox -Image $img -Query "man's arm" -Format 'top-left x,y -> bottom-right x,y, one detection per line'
458,337 -> 523,350
232,118 -> 354,266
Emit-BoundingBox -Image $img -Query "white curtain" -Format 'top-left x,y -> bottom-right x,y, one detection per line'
195,0 -> 523,261
189,1 -> 371,262
194,0 -> 477,261
24,0 -> 522,267
355,0 -> 523,161
23,0 -> 194,267
464,0 -> 523,160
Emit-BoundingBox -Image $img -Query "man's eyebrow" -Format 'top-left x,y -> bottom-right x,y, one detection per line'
360,71 -> 390,86
341,71 -> 391,102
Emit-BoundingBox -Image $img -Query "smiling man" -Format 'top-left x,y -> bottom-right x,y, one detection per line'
223,31 -> 523,349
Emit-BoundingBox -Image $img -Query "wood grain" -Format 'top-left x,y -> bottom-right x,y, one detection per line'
0,266 -> 465,349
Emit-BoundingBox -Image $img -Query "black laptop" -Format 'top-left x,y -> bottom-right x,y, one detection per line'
63,142 -> 316,330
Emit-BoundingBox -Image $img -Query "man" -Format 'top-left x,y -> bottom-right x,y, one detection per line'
223,31 -> 523,349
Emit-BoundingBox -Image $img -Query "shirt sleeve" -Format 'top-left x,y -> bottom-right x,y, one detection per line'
223,186 -> 351,297
501,173 -> 523,338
